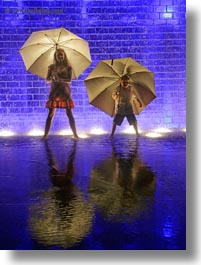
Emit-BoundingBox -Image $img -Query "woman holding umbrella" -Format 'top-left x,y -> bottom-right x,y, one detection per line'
42,48 -> 79,139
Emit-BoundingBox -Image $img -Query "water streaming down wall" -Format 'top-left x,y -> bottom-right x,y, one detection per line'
0,0 -> 186,135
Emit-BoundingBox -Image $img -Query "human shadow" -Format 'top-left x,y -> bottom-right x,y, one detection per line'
28,140 -> 94,249
89,138 -> 156,221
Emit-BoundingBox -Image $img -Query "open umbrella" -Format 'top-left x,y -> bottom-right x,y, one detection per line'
84,57 -> 156,116
19,27 -> 92,79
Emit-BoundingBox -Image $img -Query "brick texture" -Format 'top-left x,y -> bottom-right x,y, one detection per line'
0,0 -> 186,134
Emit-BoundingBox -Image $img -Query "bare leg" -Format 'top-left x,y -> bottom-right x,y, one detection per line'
66,108 -> 79,138
42,108 -> 56,140
110,123 -> 117,137
133,121 -> 139,136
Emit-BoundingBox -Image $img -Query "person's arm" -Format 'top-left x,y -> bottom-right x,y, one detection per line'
55,66 -> 72,83
46,65 -> 53,82
112,88 -> 120,100
66,66 -> 72,82
132,91 -> 142,108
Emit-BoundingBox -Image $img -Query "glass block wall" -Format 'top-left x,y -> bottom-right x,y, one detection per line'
0,0 -> 186,135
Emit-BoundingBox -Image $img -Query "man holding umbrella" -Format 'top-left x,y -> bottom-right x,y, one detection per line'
85,57 -> 156,136
111,74 -> 141,137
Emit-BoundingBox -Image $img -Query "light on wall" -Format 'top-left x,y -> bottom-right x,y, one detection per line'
145,128 -> 171,138
0,130 -> 15,137
27,129 -> 44,136
122,127 -> 140,135
57,129 -> 73,136
145,132 -> 163,138
90,127 -> 107,135
153,128 -> 172,133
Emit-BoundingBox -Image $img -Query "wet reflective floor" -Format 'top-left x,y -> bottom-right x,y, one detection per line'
0,133 -> 186,250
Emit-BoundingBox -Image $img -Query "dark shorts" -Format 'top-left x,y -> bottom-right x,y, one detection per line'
113,113 -> 137,126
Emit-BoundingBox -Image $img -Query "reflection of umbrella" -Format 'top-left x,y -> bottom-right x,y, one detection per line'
84,57 -> 156,116
29,190 -> 94,248
20,27 -> 92,79
29,140 -> 94,249
89,138 -> 156,221
89,164 -> 156,222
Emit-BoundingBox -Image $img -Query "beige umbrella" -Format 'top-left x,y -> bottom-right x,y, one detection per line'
19,27 -> 92,79
84,57 -> 156,116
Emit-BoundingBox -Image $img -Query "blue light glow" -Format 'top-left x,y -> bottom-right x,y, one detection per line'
0,0 -> 186,134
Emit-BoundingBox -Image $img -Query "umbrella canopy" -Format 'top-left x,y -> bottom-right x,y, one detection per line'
84,57 -> 156,116
19,27 -> 92,79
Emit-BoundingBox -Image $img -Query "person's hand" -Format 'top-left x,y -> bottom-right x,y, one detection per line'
52,70 -> 59,81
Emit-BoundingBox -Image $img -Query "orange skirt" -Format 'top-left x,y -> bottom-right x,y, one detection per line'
46,99 -> 75,109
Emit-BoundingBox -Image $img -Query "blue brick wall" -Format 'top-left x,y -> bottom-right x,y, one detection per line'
0,0 -> 186,134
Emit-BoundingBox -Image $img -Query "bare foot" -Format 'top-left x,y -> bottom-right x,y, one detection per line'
41,135 -> 48,141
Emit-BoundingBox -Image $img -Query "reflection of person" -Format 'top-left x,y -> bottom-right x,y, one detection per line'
89,138 -> 156,220
29,141 -> 93,248
111,74 -> 142,137
112,139 -> 156,196
42,48 -> 79,140
45,140 -> 76,193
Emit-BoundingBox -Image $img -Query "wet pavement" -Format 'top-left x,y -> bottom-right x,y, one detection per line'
0,133 -> 186,250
